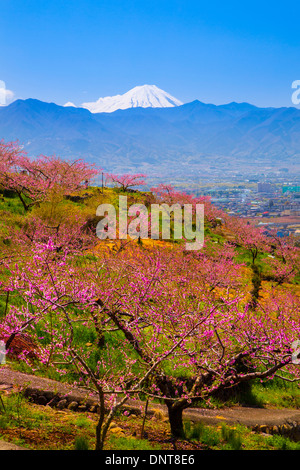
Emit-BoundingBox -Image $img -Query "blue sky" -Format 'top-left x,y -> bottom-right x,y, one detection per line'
1,0 -> 300,108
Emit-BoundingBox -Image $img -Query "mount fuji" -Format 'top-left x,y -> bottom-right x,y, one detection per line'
65,85 -> 183,113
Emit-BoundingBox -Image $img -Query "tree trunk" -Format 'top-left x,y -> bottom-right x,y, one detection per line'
166,402 -> 185,438
95,388 -> 106,450
95,418 -> 104,450
17,191 -> 29,212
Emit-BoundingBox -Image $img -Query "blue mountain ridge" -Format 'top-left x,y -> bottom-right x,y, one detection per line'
0,98 -> 299,174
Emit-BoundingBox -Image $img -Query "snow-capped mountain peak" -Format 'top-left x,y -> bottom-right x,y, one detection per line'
76,85 -> 183,113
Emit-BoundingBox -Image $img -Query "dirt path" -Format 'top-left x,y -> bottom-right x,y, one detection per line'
0,440 -> 28,450
1,365 -> 300,449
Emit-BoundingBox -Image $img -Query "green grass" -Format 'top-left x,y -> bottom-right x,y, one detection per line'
221,424 -> 242,450
74,435 -> 90,450
249,378 -> 300,409
265,434 -> 300,450
0,194 -> 26,216
0,391 -> 46,431
184,420 -> 220,447
183,420 -> 300,451
198,375 -> 300,410
109,435 -> 162,450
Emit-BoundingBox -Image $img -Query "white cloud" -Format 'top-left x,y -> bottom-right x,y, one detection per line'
0,80 -> 15,106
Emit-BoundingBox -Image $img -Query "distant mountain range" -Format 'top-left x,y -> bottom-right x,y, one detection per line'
0,87 -> 300,176
68,85 -> 183,113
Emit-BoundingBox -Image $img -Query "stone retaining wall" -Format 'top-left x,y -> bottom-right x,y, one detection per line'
252,423 -> 300,441
23,386 -> 100,413
23,386 -> 145,417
